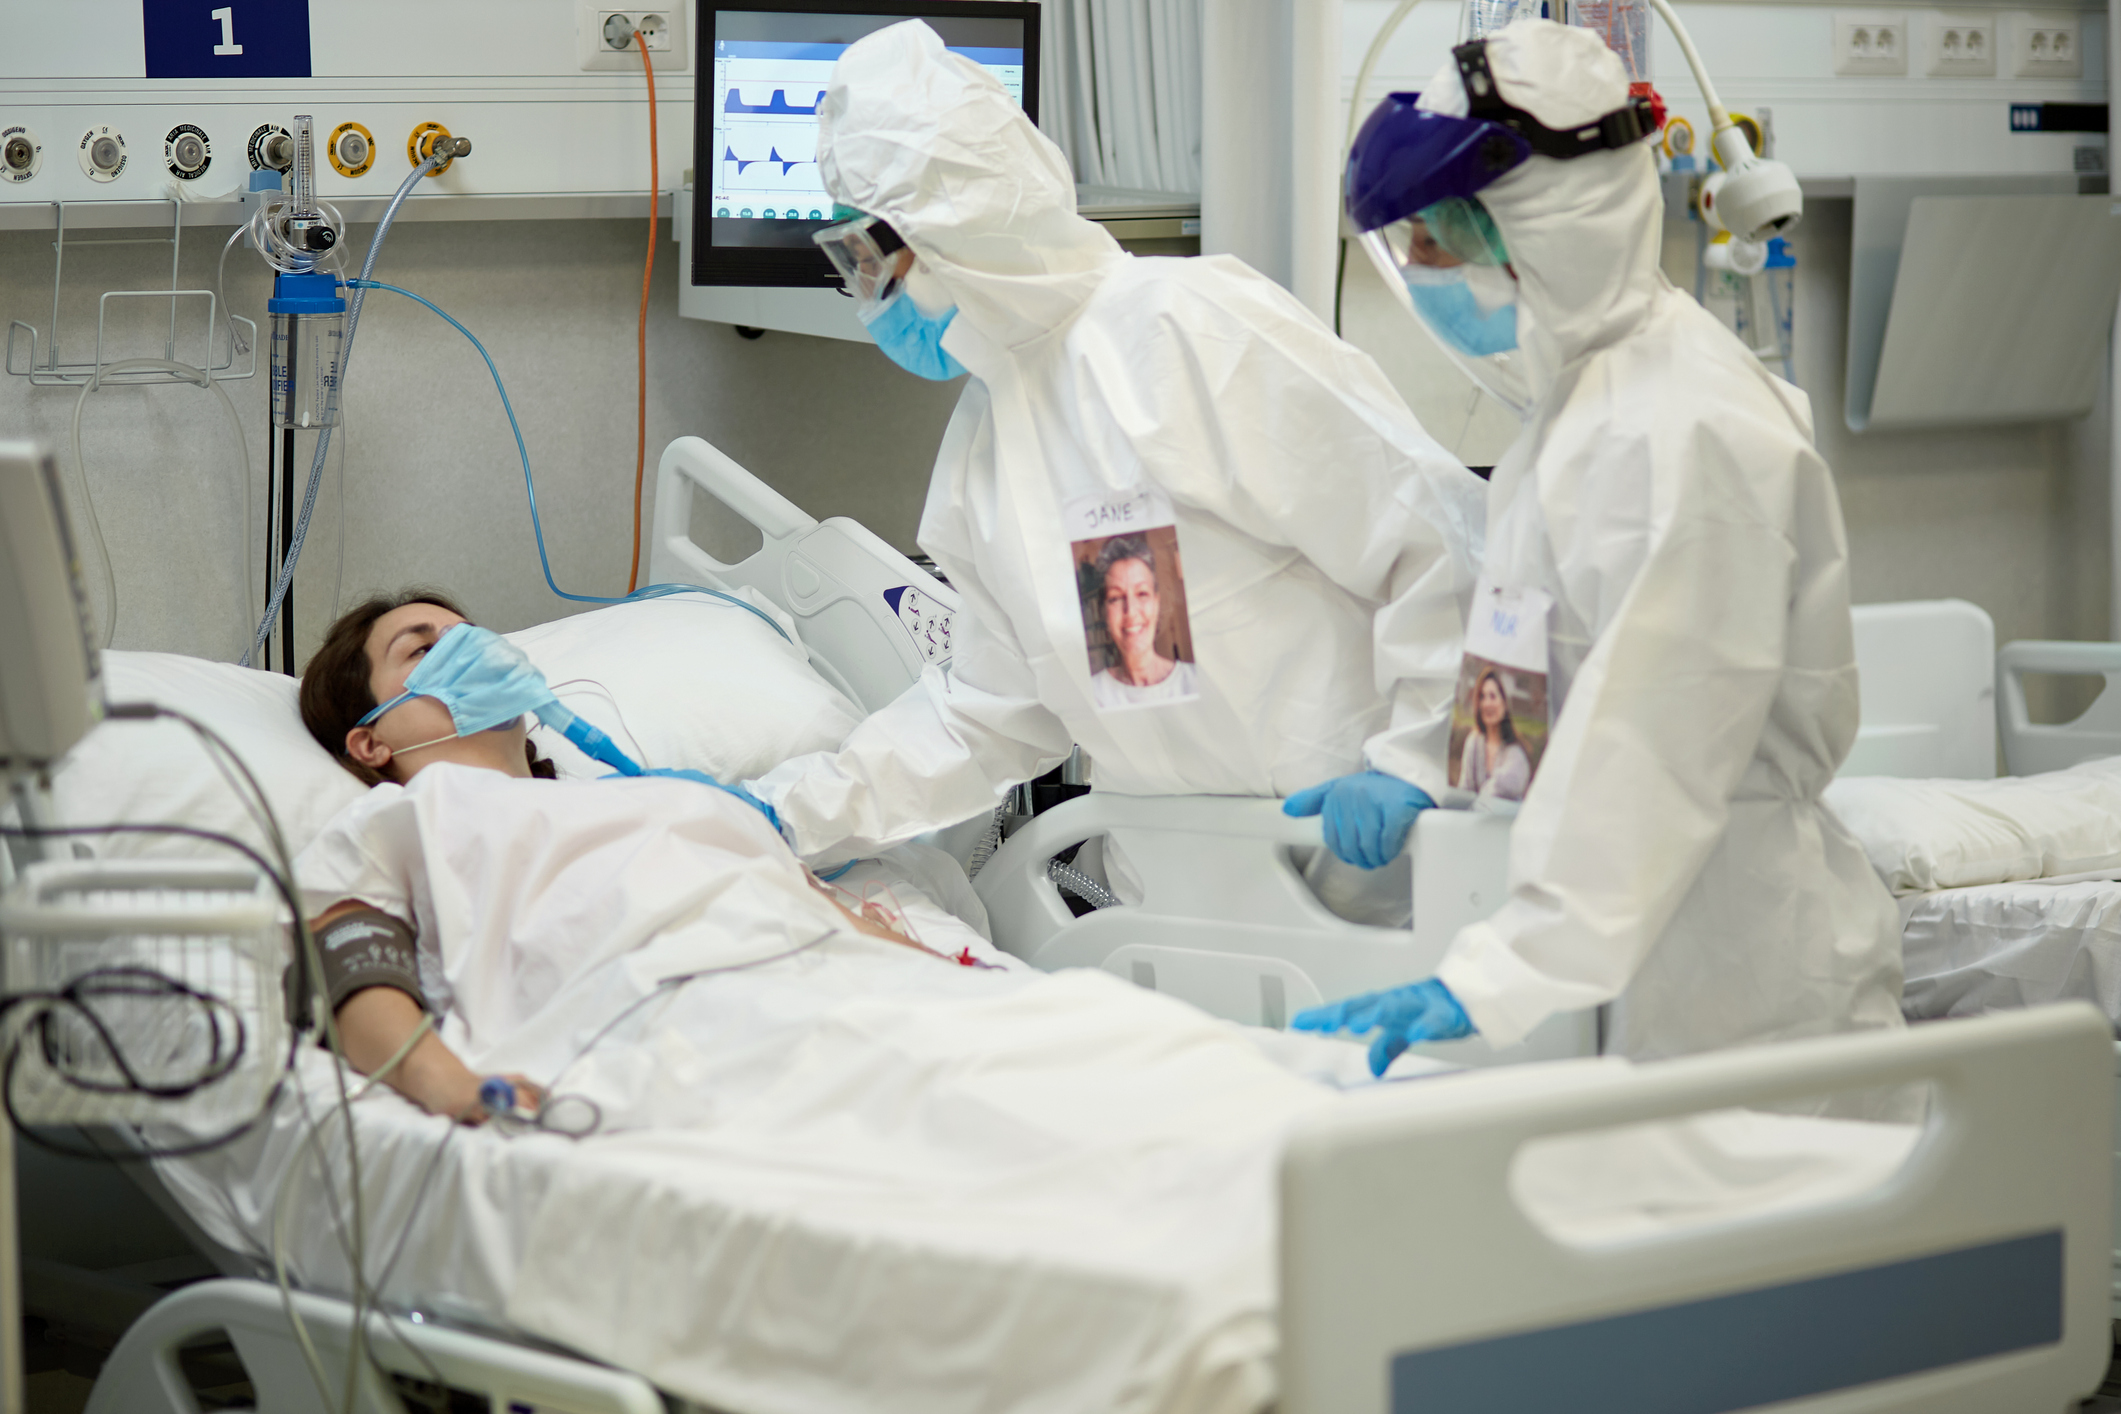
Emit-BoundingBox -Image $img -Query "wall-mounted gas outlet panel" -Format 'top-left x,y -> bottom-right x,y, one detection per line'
1834,13 -> 1910,75
1926,11 -> 1998,75
2010,10 -> 2084,78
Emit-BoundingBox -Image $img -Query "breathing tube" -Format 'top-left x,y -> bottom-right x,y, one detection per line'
337,278 -> 790,639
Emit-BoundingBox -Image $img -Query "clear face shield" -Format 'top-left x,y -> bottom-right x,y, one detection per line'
1356,195 -> 1531,416
813,211 -> 916,319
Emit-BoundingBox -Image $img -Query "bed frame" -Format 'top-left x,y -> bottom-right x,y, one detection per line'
89,1005 -> 2114,1413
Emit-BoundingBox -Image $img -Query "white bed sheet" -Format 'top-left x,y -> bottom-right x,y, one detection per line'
149,859 -> 1924,1414
1901,874 -> 2121,1026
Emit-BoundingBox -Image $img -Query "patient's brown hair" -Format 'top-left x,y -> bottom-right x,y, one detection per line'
300,589 -> 555,787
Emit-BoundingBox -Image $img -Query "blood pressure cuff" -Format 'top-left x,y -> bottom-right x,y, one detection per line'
314,906 -> 428,1013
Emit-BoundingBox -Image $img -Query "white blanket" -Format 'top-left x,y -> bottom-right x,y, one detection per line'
156,772 -> 1920,1414
158,887 -> 1374,1414
155,934 -> 1917,1414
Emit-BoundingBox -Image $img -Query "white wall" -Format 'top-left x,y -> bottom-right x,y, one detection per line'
0,215 -> 963,665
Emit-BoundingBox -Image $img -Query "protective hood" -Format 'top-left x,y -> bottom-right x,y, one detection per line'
818,20 -> 1124,367
1418,21 -> 1666,401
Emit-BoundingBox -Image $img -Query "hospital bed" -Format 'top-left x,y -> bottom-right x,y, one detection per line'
29,437 -> 2112,1411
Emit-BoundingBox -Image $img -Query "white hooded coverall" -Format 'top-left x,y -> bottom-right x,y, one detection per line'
751,21 -> 1487,874
1416,24 -> 1904,1065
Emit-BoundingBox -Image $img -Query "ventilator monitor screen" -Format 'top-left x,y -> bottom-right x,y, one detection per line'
692,1 -> 1039,287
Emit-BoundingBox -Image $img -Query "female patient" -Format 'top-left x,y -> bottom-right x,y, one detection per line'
295,590 -> 959,1123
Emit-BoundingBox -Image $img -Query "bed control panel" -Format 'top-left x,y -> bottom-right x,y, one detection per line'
885,585 -> 952,665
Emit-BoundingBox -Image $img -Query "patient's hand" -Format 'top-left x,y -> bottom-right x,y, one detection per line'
812,878 -> 931,953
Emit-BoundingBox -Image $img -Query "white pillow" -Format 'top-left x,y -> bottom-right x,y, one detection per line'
16,594 -> 863,868
36,652 -> 366,865
508,594 -> 863,783
1825,756 -> 2121,895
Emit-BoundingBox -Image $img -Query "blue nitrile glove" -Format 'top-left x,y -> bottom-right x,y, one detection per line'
634,766 -> 781,830
1282,771 -> 1435,869
1292,978 -> 1474,1077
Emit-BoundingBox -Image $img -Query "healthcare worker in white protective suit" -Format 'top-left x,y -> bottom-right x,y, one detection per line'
746,20 -> 1488,919
1296,21 -> 1904,1083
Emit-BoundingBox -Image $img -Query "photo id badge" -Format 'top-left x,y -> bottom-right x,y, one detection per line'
1447,576 -> 1552,803
1064,487 -> 1200,711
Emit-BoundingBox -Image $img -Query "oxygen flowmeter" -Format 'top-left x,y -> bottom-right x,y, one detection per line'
261,116 -> 344,429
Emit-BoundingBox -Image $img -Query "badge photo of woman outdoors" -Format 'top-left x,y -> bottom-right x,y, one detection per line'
1447,658 -> 1547,802
1074,528 -> 1200,710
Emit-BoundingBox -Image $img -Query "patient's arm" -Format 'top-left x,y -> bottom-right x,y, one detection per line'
310,900 -> 541,1122
335,984 -> 493,1119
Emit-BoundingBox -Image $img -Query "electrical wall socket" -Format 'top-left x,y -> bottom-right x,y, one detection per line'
1833,13 -> 1909,75
1926,11 -> 1997,75
578,4 -> 689,72
2010,10 -> 2083,77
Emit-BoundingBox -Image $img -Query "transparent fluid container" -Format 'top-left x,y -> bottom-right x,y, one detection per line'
268,308 -> 343,429
1565,0 -> 1652,85
1471,0 -> 1551,37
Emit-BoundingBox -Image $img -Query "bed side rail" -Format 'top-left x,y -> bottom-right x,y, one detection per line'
649,435 -> 961,713
2000,639 -> 2121,777
86,1277 -> 663,1414
973,796 -> 1590,1063
1282,1005 -> 2114,1414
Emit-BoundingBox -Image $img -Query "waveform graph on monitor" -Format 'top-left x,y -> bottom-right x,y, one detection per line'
710,49 -> 834,219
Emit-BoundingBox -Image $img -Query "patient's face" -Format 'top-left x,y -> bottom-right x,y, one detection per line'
362,603 -> 471,760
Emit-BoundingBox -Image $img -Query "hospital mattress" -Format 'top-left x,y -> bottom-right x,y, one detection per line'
1901,873 -> 2121,1027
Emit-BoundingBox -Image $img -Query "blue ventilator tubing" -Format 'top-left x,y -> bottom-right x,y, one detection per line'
540,703 -> 643,777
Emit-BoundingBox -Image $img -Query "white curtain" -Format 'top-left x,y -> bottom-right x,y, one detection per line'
1039,0 -> 1203,195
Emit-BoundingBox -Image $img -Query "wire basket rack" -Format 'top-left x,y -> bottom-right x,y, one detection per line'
3,198 -> 257,389
0,859 -> 287,1129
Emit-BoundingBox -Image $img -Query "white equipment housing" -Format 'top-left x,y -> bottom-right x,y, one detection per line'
649,435 -> 960,716
0,440 -> 100,775
1845,598 -> 1997,779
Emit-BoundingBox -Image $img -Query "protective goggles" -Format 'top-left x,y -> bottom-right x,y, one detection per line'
1344,40 -> 1659,237
812,211 -> 914,314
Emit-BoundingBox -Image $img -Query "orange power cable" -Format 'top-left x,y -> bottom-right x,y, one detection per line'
628,31 -> 659,593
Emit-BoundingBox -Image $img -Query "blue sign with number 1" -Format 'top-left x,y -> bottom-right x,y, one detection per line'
143,1 -> 312,79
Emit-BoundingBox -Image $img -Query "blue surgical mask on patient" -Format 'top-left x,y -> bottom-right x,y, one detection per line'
359,623 -> 643,776
862,293 -> 968,381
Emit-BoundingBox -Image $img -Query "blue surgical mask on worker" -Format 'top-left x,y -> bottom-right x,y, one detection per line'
862,291 -> 968,381
1406,274 -> 1519,358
